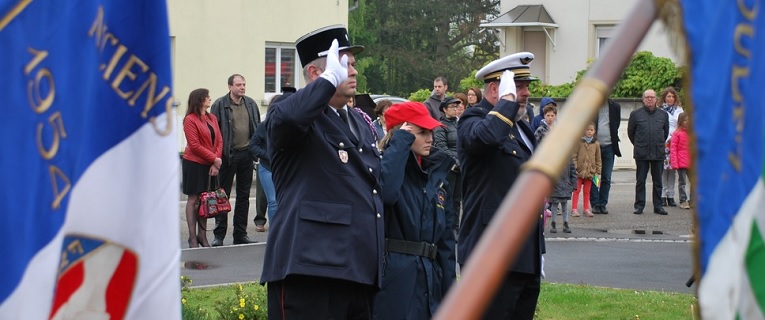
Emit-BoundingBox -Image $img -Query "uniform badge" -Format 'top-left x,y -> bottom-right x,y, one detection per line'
338,150 -> 349,163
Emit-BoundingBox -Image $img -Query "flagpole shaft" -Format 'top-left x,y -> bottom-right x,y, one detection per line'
433,2 -> 659,319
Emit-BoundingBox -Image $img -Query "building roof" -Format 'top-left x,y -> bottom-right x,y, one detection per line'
480,4 -> 558,28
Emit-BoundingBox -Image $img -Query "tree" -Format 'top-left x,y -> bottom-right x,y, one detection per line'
349,0 -> 500,97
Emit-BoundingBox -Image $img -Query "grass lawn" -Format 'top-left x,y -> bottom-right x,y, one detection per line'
180,280 -> 697,319
536,282 -> 698,320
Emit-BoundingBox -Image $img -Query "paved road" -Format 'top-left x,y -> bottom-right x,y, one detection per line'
180,169 -> 697,293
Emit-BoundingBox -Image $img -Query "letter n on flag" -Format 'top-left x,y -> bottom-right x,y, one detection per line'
0,1 -> 181,319
682,0 -> 765,319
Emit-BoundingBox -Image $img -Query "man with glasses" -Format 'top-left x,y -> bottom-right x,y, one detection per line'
628,89 -> 669,215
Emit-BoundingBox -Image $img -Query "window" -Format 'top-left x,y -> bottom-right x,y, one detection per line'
594,25 -> 614,58
265,44 -> 298,94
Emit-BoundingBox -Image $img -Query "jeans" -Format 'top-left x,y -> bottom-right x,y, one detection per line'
214,150 -> 254,240
590,144 -> 615,208
550,198 -> 570,223
635,159 -> 663,210
661,168 -> 677,198
258,164 -> 278,223
677,168 -> 689,202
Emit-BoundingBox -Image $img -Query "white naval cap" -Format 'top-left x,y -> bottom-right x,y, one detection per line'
475,52 -> 539,82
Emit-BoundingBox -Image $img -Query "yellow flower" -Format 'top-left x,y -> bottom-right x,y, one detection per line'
181,298 -> 186,305
254,304 -> 259,311
239,314 -> 244,320
240,298 -> 245,308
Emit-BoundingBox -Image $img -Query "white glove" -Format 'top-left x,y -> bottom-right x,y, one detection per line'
498,70 -> 516,101
319,39 -> 349,87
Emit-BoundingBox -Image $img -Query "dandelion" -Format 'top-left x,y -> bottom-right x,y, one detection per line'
240,298 -> 245,308
239,314 -> 244,319
254,304 -> 259,311
181,298 -> 186,305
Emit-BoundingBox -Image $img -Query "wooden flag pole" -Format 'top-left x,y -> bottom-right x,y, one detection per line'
434,1 -> 662,319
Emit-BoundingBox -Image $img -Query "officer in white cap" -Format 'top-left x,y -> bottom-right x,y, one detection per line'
457,52 -> 545,320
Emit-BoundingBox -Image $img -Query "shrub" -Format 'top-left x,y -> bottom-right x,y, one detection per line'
528,51 -> 683,98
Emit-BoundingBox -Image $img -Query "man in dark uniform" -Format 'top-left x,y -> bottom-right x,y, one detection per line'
457,52 -> 546,320
260,25 -> 384,320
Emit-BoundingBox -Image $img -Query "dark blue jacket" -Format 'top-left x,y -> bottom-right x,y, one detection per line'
248,120 -> 270,170
373,130 -> 456,319
261,78 -> 385,287
457,98 -> 545,275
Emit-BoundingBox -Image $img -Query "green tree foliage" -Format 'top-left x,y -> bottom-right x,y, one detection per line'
349,0 -> 500,96
529,51 -> 683,98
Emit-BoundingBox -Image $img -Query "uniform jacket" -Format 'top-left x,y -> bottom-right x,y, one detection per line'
670,127 -> 691,169
433,116 -> 459,165
573,138 -> 602,179
182,112 -> 223,165
628,106 -> 669,161
261,78 -> 385,288
457,98 -> 545,275
594,99 -> 623,157
210,94 -> 261,162
373,130 -> 456,320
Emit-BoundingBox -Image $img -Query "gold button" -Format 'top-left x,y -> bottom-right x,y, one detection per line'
513,150 -> 517,155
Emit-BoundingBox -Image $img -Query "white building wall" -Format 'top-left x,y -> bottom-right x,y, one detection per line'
166,0 -> 348,150
499,0 -> 683,85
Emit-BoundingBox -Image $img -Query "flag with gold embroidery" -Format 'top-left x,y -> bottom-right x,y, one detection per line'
682,0 -> 765,319
0,1 -> 180,318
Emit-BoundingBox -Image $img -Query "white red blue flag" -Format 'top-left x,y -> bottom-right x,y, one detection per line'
0,1 -> 181,319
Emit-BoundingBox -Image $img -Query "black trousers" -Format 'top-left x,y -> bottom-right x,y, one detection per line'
267,275 -> 376,320
634,159 -> 664,210
214,150 -> 254,240
482,271 -> 540,320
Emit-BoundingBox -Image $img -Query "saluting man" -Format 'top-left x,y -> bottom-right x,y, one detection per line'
457,52 -> 546,320
260,25 -> 384,320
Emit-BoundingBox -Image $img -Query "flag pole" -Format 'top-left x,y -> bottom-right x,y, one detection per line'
434,1 -> 662,319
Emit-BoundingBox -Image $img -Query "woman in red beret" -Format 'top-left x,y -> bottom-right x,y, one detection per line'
373,102 -> 457,319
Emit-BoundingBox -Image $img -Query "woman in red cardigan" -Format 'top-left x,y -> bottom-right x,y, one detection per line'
182,88 -> 223,247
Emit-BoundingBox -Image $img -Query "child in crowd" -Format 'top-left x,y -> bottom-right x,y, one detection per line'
670,112 -> 691,209
572,123 -> 602,217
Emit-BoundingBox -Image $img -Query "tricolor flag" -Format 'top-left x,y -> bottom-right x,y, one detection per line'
683,0 -> 765,319
0,1 -> 181,319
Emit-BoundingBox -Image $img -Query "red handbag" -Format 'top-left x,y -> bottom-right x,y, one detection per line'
198,175 -> 231,219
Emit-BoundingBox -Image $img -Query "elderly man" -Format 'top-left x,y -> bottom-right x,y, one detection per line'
260,25 -> 383,319
628,89 -> 669,215
457,52 -> 545,320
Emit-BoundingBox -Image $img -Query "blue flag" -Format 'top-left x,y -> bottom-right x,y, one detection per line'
682,0 -> 765,318
0,1 -> 180,318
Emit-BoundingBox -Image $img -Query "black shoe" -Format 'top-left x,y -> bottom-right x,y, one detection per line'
563,222 -> 571,233
662,197 -> 669,207
654,207 -> 668,215
592,206 -> 601,214
211,237 -> 224,247
633,208 -> 644,215
233,236 -> 258,245
667,198 -> 677,207
600,205 -> 609,214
